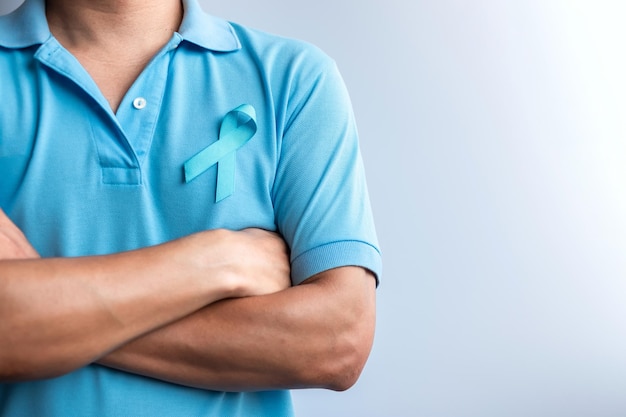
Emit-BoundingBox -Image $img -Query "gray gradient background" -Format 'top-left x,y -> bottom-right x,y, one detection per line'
3,1 -> 626,416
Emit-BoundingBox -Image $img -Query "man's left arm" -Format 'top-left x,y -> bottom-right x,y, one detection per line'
97,265 -> 376,392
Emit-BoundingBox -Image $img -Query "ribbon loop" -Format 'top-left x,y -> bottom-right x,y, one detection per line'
184,104 -> 257,202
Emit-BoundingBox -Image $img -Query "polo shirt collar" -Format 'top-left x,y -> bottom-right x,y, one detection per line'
179,0 -> 241,52
0,0 -> 241,52
0,0 -> 50,48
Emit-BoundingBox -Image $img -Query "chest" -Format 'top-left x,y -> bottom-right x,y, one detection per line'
0,48 -> 281,256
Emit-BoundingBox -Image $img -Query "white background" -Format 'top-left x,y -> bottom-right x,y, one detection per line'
3,1 -> 626,416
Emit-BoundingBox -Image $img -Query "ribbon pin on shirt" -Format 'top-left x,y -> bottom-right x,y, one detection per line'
184,104 -> 257,202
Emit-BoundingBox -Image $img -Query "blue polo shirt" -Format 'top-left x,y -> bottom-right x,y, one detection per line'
0,0 -> 382,415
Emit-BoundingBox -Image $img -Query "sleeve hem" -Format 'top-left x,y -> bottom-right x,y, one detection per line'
291,240 -> 382,286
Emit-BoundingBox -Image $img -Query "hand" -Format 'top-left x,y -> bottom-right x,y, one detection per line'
233,228 -> 292,296
0,209 -> 40,260
171,228 -> 291,299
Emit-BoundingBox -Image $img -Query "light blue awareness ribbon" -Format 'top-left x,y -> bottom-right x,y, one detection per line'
184,104 -> 257,202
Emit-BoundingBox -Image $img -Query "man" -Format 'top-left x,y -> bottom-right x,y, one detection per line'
0,0 -> 381,415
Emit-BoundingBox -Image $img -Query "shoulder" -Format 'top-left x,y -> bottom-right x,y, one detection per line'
0,0 -> 50,49
228,21 -> 337,78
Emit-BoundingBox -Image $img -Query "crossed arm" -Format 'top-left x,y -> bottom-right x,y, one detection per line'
0,209 -> 376,392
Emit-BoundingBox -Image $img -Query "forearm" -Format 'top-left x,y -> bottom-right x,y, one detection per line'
0,229 -> 289,381
0,239 -> 221,381
98,267 -> 377,392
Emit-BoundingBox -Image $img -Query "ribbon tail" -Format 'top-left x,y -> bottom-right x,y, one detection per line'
215,152 -> 236,202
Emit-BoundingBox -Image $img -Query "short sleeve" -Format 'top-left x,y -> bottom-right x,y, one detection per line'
272,51 -> 382,285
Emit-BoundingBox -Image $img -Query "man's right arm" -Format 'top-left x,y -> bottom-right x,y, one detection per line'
0,210 -> 290,382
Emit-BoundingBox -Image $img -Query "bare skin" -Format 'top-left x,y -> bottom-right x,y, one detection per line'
0,209 -> 291,381
0,212 -> 39,260
99,266 -> 376,392
1,0 -> 377,392
46,0 -> 184,113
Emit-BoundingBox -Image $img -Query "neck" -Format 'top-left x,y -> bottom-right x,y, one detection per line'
44,0 -> 185,113
46,0 -> 183,53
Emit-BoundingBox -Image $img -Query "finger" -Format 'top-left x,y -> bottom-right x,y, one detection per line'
0,208 -> 11,223
0,210 -> 40,259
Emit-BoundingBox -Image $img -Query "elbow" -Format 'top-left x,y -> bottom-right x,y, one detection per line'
323,335 -> 373,392
296,266 -> 377,391
323,359 -> 367,392
307,317 -> 376,392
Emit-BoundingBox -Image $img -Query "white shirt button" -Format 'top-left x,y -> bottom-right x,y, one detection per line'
133,97 -> 147,110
